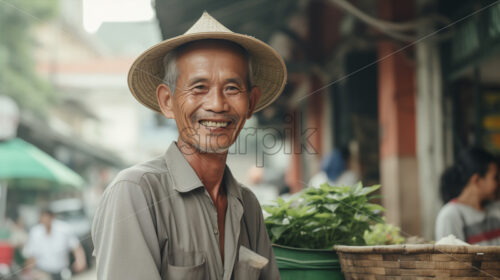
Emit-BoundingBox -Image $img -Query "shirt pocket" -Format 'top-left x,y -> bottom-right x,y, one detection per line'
165,250 -> 207,280
234,246 -> 269,280
234,261 -> 261,280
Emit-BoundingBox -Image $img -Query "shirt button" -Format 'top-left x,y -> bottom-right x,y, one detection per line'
214,228 -> 219,235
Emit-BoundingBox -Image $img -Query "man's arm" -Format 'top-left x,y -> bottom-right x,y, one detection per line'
23,257 -> 36,274
91,181 -> 162,280
243,189 -> 280,280
65,225 -> 87,273
71,244 -> 87,273
254,204 -> 280,280
22,228 -> 37,274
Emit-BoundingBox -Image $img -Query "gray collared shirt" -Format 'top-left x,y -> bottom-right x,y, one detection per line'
91,142 -> 280,280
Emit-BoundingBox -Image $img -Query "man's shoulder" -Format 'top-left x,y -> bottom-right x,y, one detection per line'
437,202 -> 461,218
437,202 -> 479,222
238,184 -> 262,208
52,220 -> 74,233
101,154 -> 173,201
112,154 -> 168,186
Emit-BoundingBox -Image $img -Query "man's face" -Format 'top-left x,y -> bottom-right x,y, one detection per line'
478,163 -> 499,201
40,213 -> 53,228
158,42 -> 260,153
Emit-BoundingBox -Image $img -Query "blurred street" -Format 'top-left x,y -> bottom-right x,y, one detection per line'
1,0 -> 500,278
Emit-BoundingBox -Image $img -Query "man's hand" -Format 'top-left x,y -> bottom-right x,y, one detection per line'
72,245 -> 87,273
22,257 -> 36,275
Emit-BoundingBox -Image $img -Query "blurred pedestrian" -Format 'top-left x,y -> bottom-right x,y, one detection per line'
247,166 -> 279,206
435,147 -> 500,245
309,147 -> 360,188
5,212 -> 28,267
92,12 -> 285,280
23,209 -> 86,280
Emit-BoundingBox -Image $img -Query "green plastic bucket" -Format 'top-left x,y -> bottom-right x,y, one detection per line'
273,244 -> 344,280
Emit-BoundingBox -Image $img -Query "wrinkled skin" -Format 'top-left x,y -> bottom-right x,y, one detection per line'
156,41 -> 261,154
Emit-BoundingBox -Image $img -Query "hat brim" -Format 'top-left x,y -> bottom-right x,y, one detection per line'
127,32 -> 287,113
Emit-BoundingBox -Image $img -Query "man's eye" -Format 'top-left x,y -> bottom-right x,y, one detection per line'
225,86 -> 240,94
193,85 -> 208,92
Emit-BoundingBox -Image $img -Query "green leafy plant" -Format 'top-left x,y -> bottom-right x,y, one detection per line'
264,182 -> 384,249
363,219 -> 405,245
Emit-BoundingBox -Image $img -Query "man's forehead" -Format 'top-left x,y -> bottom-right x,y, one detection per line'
176,41 -> 250,78
176,39 -> 249,60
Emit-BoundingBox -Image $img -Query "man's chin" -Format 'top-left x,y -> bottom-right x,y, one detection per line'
181,140 -> 231,154
197,143 -> 231,154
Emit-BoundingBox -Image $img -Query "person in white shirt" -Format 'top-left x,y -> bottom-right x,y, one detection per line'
23,209 -> 87,280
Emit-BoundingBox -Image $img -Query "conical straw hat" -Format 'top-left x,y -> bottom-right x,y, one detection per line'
128,12 -> 287,113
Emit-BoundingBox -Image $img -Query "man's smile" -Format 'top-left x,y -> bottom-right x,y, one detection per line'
199,119 -> 232,128
95,12 -> 283,279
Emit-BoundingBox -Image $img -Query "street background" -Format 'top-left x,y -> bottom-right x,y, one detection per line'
1,0 -> 500,278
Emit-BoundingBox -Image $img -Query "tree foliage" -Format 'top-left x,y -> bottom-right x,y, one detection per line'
0,0 -> 58,116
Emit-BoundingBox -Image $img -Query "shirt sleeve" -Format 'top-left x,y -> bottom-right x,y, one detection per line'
91,181 -> 162,280
256,209 -> 280,280
435,204 -> 466,241
244,190 -> 281,280
22,228 -> 36,258
67,232 -> 80,250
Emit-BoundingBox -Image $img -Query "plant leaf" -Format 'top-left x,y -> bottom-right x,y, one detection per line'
365,203 -> 386,212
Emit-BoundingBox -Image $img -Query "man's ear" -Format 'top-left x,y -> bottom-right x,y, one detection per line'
470,173 -> 481,187
247,86 -> 262,119
157,83 -> 175,119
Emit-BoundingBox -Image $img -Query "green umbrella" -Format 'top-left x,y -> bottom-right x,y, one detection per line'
0,138 -> 85,190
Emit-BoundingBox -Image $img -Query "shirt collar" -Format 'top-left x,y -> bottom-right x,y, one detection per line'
165,142 -> 203,192
222,165 -> 243,202
165,142 -> 243,202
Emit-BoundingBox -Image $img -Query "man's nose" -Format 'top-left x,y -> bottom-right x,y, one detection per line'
203,87 -> 229,112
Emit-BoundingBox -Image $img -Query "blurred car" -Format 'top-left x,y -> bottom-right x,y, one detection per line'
49,198 -> 93,269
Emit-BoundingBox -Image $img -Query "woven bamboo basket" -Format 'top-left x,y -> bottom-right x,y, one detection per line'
334,244 -> 500,279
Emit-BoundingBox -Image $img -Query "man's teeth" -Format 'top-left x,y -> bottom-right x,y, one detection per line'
200,120 -> 229,128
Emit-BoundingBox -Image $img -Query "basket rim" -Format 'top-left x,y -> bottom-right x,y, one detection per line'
272,244 -> 338,253
334,244 -> 500,254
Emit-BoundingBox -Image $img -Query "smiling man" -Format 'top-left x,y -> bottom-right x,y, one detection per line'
91,12 -> 286,280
